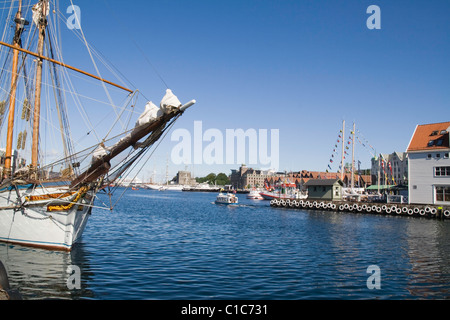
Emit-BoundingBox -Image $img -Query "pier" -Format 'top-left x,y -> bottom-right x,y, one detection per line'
270,199 -> 450,220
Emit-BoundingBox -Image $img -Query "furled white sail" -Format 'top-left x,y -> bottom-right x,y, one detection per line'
92,143 -> 111,163
160,89 -> 182,113
136,101 -> 163,128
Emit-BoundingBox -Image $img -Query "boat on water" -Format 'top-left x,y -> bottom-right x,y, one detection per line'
147,184 -> 184,191
146,184 -> 163,190
215,192 -> 238,205
260,191 -> 298,200
247,189 -> 263,200
0,0 -> 195,251
260,181 -> 307,200
183,183 -> 220,192
162,185 -> 184,191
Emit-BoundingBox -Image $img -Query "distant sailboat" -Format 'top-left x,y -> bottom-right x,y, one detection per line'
0,0 -> 195,250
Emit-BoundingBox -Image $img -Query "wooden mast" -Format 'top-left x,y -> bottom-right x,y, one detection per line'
30,0 -> 48,174
4,0 -> 23,178
340,120 -> 345,182
351,122 -> 356,189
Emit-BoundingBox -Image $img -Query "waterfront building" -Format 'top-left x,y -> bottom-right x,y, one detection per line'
304,179 -> 343,201
371,152 -> 408,186
230,165 -> 370,190
0,149 -> 27,177
406,121 -> 450,205
292,170 -> 370,189
230,165 -> 278,190
175,170 -> 197,186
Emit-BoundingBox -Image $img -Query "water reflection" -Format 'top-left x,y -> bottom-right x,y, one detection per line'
406,221 -> 450,298
2,190 -> 450,300
0,243 -> 94,300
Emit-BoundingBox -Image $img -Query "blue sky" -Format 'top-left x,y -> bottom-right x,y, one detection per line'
56,0 -> 450,181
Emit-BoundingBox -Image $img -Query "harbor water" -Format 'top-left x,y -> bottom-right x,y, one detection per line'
1,189 -> 450,300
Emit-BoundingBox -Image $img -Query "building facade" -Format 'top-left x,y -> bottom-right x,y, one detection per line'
230,165 -> 370,191
175,170 -> 197,186
406,122 -> 450,205
0,149 -> 26,177
371,152 -> 408,186
304,179 -> 343,201
230,165 -> 278,190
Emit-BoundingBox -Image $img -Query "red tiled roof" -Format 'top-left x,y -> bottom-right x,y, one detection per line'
407,122 -> 450,152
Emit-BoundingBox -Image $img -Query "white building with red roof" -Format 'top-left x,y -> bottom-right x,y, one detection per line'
406,121 -> 450,205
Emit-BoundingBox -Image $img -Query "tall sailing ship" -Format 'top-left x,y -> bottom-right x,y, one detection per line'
0,0 -> 195,250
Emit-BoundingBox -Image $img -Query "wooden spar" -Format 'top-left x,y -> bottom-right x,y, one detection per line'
70,99 -> 195,187
0,41 -> 134,94
70,114 -> 172,188
31,0 -> 47,169
4,1 -> 23,178
70,100 -> 195,187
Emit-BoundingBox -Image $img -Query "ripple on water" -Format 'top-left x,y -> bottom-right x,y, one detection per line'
1,190 -> 450,299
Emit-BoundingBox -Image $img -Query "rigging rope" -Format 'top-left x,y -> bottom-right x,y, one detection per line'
68,0 -> 126,131
102,0 -> 170,93
108,114 -> 182,210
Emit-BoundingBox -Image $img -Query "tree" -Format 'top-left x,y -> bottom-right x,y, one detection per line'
205,173 -> 217,184
195,172 -> 230,186
216,173 -> 230,186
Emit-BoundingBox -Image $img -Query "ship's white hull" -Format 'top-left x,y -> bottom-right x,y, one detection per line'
146,184 -> 184,191
0,185 -> 94,251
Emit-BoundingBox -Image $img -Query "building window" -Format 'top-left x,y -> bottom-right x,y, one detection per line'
427,154 -> 432,159
436,153 -> 441,159
435,167 -> 450,177
445,153 -> 449,159
436,186 -> 450,202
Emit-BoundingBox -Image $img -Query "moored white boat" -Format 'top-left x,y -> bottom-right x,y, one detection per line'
146,184 -> 163,190
259,190 -> 307,200
0,184 -> 93,250
163,185 -> 184,191
247,189 -> 263,200
261,180 -> 307,200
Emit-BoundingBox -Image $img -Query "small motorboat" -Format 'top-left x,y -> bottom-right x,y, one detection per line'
247,189 -> 263,200
215,192 -> 238,205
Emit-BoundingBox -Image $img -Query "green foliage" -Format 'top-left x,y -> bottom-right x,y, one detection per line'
196,172 -> 230,186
